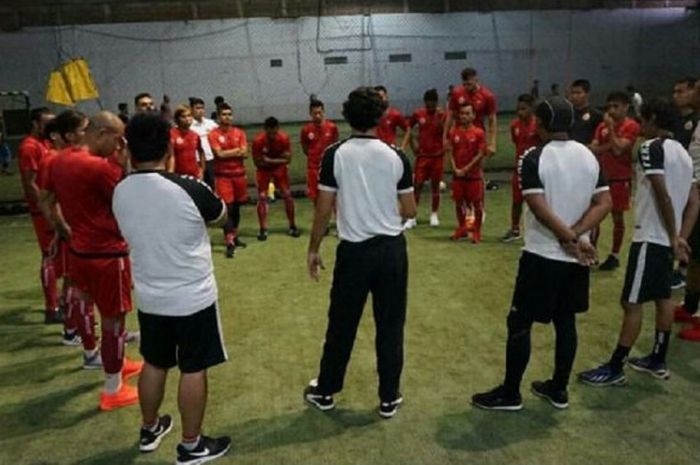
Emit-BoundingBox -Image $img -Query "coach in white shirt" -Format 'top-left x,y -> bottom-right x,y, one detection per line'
189,97 -> 218,188
303,87 -> 417,419
113,113 -> 231,463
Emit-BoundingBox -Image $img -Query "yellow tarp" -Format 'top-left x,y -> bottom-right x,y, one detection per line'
45,70 -> 74,106
45,58 -> 100,106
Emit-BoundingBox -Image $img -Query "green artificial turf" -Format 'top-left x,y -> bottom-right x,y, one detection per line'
1,183 -> 699,465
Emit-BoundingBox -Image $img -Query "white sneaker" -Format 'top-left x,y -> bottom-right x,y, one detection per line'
403,218 -> 417,230
429,213 -> 439,227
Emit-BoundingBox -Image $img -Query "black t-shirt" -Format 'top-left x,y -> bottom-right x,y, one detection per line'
673,112 -> 699,150
570,106 -> 604,145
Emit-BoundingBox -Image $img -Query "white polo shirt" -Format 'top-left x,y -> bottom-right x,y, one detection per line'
113,171 -> 226,316
190,117 -> 218,161
519,139 -> 608,263
319,135 -> 413,242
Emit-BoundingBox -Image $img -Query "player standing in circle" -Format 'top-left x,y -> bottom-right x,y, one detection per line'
168,105 -> 206,179
300,100 -> 339,205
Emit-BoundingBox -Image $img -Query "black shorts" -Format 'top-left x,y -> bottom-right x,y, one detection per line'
621,242 -> 673,304
138,302 -> 227,373
511,252 -> 590,323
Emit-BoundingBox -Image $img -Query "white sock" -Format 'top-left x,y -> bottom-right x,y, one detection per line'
181,435 -> 201,451
104,372 -> 121,394
84,348 -> 98,358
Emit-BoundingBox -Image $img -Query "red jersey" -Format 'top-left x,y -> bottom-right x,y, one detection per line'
448,85 -> 497,130
18,135 -> 48,213
300,120 -> 339,168
252,131 -> 291,171
44,147 -> 127,255
510,117 -> 540,160
449,125 -> 487,178
36,147 -> 60,190
594,118 -> 641,180
208,126 -> 247,177
170,127 -> 202,177
375,107 -> 408,145
409,107 -> 446,157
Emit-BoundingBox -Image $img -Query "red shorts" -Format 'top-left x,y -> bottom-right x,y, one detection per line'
414,157 -> 444,185
452,178 -> 484,205
609,180 -> 631,212
306,167 -> 320,200
31,213 -> 55,253
511,172 -> 523,205
215,175 -> 249,204
256,166 -> 290,195
70,254 -> 132,317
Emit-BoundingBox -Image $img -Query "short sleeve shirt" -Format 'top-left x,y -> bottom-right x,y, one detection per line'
300,120 -> 339,169
594,118 -> 641,181
375,108 -> 408,145
409,107 -> 445,157
208,126 -> 247,177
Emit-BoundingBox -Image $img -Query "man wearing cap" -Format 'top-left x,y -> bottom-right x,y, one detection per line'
471,96 -> 611,411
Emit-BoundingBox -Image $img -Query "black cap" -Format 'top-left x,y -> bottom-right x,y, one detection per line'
535,96 -> 574,133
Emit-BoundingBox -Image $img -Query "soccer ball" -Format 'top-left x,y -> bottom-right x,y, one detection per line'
439,180 -> 447,192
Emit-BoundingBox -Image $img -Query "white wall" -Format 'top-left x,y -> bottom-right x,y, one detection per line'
0,8 -> 697,123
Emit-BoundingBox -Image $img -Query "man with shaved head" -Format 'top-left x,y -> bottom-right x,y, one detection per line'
41,111 -> 143,411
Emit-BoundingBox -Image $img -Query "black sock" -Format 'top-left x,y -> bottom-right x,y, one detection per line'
503,312 -> 532,397
684,291 -> 700,315
609,345 -> 630,372
231,203 -> 241,229
651,330 -> 671,364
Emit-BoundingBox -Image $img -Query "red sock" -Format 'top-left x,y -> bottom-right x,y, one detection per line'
257,197 -> 268,230
431,187 -> 440,212
612,217 -> 625,255
474,203 -> 484,233
41,255 -> 58,312
283,195 -> 296,227
101,314 -> 126,375
224,232 -> 234,246
69,287 -> 97,350
455,202 -> 466,229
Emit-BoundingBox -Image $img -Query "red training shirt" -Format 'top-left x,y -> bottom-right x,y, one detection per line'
18,135 -> 48,214
44,147 -> 127,255
594,118 -> 641,181
375,107 -> 408,145
252,131 -> 291,171
409,107 -> 446,157
510,116 -> 540,161
448,85 -> 497,130
300,120 -> 339,169
449,124 -> 487,178
170,127 -> 202,177
208,126 -> 248,177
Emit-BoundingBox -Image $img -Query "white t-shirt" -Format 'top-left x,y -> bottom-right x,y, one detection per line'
190,117 -> 218,161
113,171 -> 226,316
632,137 -> 694,246
688,122 -> 700,179
319,135 -> 413,242
520,139 -> 608,263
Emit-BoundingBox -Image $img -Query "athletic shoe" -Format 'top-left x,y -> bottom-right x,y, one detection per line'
139,414 -> 173,452
257,229 -> 268,241
61,330 -> 82,347
176,435 -> 232,465
44,308 -> 65,325
303,379 -> 335,411
450,227 -> 468,241
598,255 -> 620,271
99,383 -> 139,411
403,218 -> 417,230
628,355 -> 670,380
471,230 -> 482,244
578,363 -> 626,387
429,213 -> 440,227
531,380 -> 569,409
288,226 -> 301,238
378,395 -> 403,419
225,244 -> 235,259
125,331 -> 140,344
234,237 -> 247,249
679,318 -> 700,341
674,304 -> 695,323
670,269 -> 686,289
83,351 -> 103,370
471,385 -> 523,411
500,229 -> 521,243
122,358 -> 144,381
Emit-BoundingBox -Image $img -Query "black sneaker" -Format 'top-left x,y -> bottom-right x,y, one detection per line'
257,229 -> 268,241
139,414 -> 173,452
471,385 -> 523,411
176,435 -> 231,465
670,269 -> 686,290
61,329 -> 82,347
303,379 -> 335,411
598,254 -> 620,271
234,237 -> 247,249
44,308 -> 65,325
288,226 -> 301,238
225,244 -> 235,259
531,380 -> 569,409
628,354 -> 670,380
378,395 -> 403,419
